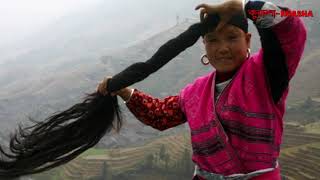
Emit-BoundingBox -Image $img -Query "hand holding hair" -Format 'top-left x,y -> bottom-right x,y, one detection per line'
96,76 -> 133,102
0,21 -> 206,178
195,0 -> 244,31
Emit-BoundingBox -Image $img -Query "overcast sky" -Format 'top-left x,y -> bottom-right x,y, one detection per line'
0,0 -> 103,46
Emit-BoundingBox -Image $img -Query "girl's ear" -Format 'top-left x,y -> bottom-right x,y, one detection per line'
245,32 -> 252,48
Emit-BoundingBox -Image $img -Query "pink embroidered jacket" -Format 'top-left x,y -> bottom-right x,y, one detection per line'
179,16 -> 306,176
126,1 -> 307,179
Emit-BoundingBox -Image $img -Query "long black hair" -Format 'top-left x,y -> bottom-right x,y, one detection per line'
0,19 -> 211,178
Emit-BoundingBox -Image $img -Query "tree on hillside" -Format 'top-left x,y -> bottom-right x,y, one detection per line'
90,161 -> 112,180
144,154 -> 155,169
159,144 -> 166,162
159,144 -> 171,170
302,96 -> 314,109
164,153 -> 170,170
182,148 -> 193,174
174,148 -> 193,174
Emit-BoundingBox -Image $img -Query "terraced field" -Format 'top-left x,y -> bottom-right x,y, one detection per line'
32,123 -> 320,180
280,146 -> 320,180
60,134 -> 192,179
279,124 -> 320,180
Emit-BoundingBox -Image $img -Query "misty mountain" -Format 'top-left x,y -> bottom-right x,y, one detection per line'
0,0 -> 212,147
0,0 -> 319,147
0,0 -> 220,134
0,0 -> 208,63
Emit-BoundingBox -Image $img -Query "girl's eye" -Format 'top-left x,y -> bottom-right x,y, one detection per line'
228,36 -> 238,41
207,38 -> 218,43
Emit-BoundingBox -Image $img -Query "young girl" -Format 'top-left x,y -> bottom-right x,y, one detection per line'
98,0 -> 306,179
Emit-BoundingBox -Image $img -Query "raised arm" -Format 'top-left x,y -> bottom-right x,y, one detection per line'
125,89 -> 187,131
196,0 -> 307,103
245,0 -> 307,103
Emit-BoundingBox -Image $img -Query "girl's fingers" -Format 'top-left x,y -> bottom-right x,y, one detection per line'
103,78 -> 108,91
195,3 -> 220,13
97,83 -> 102,92
96,78 -> 107,95
98,85 -> 106,95
215,13 -> 234,31
196,3 -> 223,23
195,3 -> 209,10
97,76 -> 114,96
215,20 -> 228,32
200,9 -> 208,22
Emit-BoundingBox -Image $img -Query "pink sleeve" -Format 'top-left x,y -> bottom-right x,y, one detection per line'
271,16 -> 307,79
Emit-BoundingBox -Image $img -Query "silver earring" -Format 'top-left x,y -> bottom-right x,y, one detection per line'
247,48 -> 251,58
201,54 -> 210,65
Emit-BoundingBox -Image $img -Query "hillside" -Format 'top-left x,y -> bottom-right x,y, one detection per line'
0,0 -> 318,167
27,123 -> 320,180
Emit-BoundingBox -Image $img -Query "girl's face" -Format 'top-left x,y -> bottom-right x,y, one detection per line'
203,24 -> 251,73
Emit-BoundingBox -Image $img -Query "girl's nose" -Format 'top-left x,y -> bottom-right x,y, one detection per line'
217,42 -> 230,55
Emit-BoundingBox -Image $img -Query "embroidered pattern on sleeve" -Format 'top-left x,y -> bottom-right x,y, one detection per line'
126,89 -> 187,131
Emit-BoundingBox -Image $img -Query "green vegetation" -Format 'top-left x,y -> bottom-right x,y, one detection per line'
80,148 -> 107,157
26,109 -> 320,180
29,124 -> 320,180
30,133 -> 193,180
